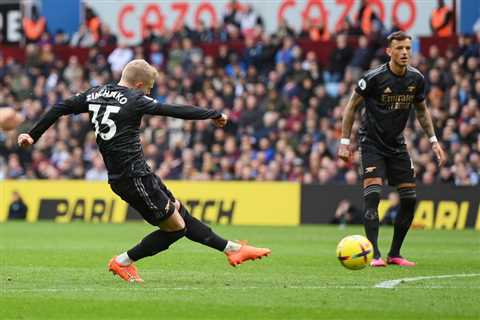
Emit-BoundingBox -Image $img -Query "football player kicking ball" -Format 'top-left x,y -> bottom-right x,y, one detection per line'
18,59 -> 271,282
338,31 -> 446,267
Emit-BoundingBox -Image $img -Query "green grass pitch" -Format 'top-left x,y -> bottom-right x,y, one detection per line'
1,222 -> 479,320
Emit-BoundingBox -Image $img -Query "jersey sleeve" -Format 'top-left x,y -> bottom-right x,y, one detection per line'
28,91 -> 88,142
354,74 -> 374,98
135,95 -> 161,114
414,75 -> 426,102
56,91 -> 89,115
137,95 -> 222,120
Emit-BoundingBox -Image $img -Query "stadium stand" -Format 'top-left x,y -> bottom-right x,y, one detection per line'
0,6 -> 479,186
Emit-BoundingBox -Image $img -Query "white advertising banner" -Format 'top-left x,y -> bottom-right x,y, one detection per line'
85,0 -> 453,45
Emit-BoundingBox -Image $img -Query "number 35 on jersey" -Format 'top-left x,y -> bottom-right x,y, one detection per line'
88,104 -> 120,140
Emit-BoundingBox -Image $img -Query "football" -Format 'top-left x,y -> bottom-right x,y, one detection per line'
0,108 -> 24,131
336,235 -> 373,270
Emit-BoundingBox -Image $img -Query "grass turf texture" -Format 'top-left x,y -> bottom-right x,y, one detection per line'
1,223 -> 479,320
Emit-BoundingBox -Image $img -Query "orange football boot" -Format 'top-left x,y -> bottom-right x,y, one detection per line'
225,241 -> 271,267
108,257 -> 144,283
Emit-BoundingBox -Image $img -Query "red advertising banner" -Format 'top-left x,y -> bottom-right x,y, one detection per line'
85,0 -> 454,45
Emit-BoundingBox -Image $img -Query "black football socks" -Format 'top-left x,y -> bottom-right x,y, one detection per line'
389,188 -> 416,257
363,184 -> 382,259
127,228 -> 186,261
179,205 -> 228,252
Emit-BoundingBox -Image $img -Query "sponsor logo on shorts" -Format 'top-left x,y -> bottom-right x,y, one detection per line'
365,166 -> 376,173
358,79 -> 366,90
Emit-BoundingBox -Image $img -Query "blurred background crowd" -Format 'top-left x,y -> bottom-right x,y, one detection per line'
0,1 -> 479,186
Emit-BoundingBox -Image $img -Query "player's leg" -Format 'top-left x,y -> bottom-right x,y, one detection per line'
154,172 -> 271,266
176,202 -> 229,251
387,182 -> 416,266
125,207 -> 186,262
363,178 -> 383,263
108,175 -> 186,282
360,145 -> 386,266
110,209 -> 185,283
117,176 -> 186,262
176,201 -> 271,266
386,153 -> 417,266
148,175 -> 232,252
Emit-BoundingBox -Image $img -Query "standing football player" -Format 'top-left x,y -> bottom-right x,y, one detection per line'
18,59 -> 271,282
338,31 -> 446,267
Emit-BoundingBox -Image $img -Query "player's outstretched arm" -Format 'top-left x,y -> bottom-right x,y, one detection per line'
19,100 -> 84,148
414,100 -> 446,166
150,102 -> 223,120
23,107 -> 67,144
338,91 -> 364,162
18,106 -> 63,148
19,91 -> 88,146
158,103 -> 221,120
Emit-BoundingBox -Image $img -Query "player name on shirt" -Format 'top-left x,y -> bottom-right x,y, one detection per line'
87,89 -> 128,104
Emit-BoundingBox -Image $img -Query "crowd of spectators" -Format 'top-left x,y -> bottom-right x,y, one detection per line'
0,3 -> 479,186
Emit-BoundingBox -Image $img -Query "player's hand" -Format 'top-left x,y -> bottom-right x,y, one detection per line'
17,133 -> 34,148
338,143 -> 351,162
432,142 -> 446,166
212,113 -> 228,128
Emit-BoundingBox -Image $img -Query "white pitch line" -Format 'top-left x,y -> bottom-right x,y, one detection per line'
375,273 -> 480,289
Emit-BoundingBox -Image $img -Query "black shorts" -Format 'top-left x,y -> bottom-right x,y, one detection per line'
359,143 -> 415,186
109,173 -> 176,226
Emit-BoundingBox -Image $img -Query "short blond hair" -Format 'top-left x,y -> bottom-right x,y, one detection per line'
120,59 -> 158,85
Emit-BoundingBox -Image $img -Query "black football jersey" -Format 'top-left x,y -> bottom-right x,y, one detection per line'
355,63 -> 426,153
29,83 -> 221,181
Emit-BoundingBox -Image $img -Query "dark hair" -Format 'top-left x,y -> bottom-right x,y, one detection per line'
387,31 -> 412,46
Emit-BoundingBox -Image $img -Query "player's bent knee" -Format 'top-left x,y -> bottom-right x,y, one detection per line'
158,209 -> 186,231
175,213 -> 186,230
149,199 -> 176,226
178,204 -> 188,218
